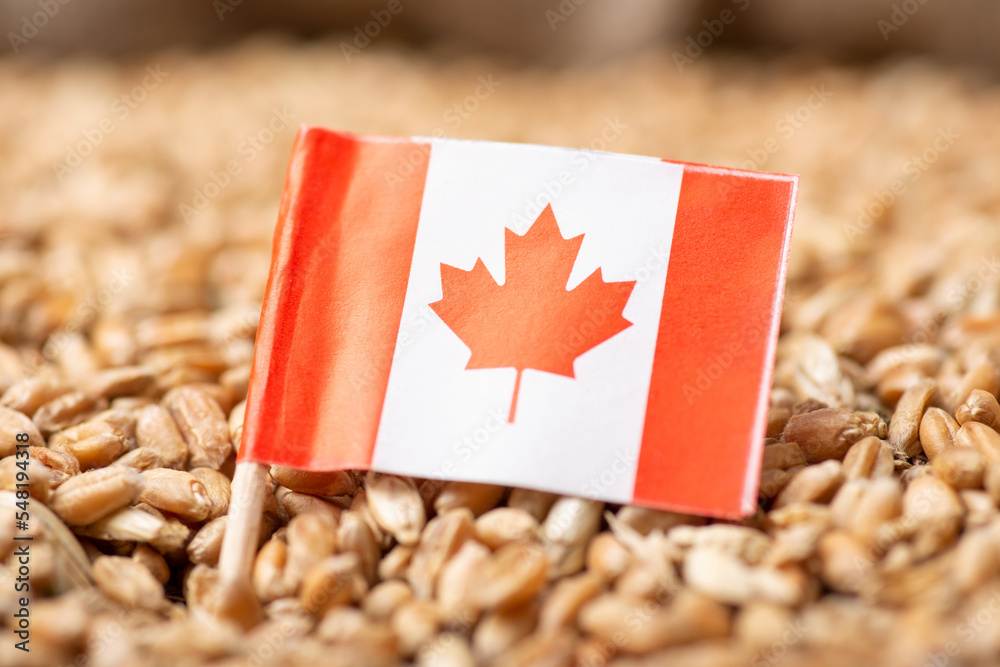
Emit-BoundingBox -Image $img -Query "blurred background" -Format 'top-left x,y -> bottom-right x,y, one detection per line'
0,1 -> 998,354
1,0 -> 999,69
5,5 -> 1000,666
1,0 -> 999,353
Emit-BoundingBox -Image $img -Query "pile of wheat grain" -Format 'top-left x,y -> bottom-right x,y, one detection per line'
3,37 -> 1000,667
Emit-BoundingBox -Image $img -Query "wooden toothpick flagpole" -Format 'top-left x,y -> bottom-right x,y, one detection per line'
216,460 -> 269,628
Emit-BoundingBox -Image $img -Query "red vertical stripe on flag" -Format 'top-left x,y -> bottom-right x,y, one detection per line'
633,165 -> 796,517
239,128 -> 431,469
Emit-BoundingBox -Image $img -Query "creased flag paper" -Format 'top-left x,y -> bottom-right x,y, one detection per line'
240,127 -> 798,518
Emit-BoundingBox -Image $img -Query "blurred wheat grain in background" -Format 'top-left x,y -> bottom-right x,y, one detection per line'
2,3 -> 1000,665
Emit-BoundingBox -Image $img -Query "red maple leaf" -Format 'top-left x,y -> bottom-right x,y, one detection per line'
430,204 -> 636,422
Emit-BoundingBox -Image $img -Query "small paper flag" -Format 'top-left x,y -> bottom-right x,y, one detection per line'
239,127 -> 797,518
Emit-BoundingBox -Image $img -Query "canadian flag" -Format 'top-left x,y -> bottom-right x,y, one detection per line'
240,127 -> 797,518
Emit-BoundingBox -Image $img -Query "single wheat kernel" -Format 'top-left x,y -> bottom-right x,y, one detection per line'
135,403 -> 189,470
782,408 -> 886,463
841,436 -> 895,479
92,555 -> 165,611
888,378 -> 936,457
163,386 -> 232,469
0,405 -> 45,457
138,468 -> 213,521
187,516 -> 227,565
956,389 -> 1000,430
919,407 -> 960,461
48,465 -> 145,526
365,474 -> 426,547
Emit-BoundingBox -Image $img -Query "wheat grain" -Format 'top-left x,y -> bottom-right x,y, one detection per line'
956,421 -> 1000,463
135,403 -> 189,470
138,468 -> 212,521
782,408 -> 886,463
163,386 -> 232,469
33,391 -> 103,436
474,507 -> 539,549
919,407 -> 960,461
0,404 -> 44,457
270,466 -> 356,497
365,474 -> 426,547
92,555 -> 166,611
472,605 -> 538,663
10,41 -> 1000,667
0,376 -> 70,417
48,465 -> 145,526
933,446 -> 986,489
187,516 -> 228,565
888,378 -> 937,457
